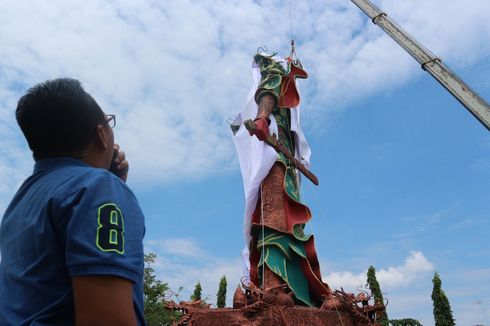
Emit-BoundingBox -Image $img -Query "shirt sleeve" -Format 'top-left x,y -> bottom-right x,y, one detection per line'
58,171 -> 145,283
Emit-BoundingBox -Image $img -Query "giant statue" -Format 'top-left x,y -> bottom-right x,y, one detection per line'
165,50 -> 386,325
232,51 -> 332,307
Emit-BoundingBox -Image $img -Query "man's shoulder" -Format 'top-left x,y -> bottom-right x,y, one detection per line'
75,166 -> 125,187
66,167 -> 135,202
35,159 -> 134,203
45,160 -> 125,188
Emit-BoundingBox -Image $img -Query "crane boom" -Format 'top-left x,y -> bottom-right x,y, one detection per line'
351,0 -> 490,131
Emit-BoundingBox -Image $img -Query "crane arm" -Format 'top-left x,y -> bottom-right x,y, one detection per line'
351,0 -> 490,131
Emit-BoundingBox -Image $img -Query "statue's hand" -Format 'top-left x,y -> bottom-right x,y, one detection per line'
249,117 -> 270,142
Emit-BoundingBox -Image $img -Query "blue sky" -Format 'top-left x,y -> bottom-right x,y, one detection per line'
1,0 -> 489,324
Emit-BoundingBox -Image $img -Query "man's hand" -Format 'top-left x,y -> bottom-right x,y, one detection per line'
109,144 -> 129,182
249,117 -> 270,141
73,276 -> 136,326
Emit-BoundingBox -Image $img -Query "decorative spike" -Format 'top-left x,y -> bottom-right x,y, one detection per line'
233,286 -> 246,309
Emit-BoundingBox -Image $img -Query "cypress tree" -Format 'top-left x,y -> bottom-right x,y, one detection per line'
216,275 -> 227,308
367,266 -> 389,326
191,281 -> 202,301
431,272 -> 455,326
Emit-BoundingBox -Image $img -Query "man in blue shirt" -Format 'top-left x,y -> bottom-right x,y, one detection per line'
0,79 -> 146,325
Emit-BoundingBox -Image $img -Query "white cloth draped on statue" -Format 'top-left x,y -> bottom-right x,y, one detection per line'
230,54 -> 312,282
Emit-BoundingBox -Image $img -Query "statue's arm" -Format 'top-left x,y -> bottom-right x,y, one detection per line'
256,94 -> 275,121
249,94 -> 274,141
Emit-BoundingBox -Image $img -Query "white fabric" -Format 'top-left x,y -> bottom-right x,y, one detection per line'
231,55 -> 312,281
241,247 -> 250,286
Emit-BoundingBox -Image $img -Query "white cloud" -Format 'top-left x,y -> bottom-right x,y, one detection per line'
325,270 -> 367,292
0,0 -> 488,195
324,251 -> 435,291
376,251 -> 434,288
147,238 -> 206,258
0,135 -> 32,214
145,238 -> 242,306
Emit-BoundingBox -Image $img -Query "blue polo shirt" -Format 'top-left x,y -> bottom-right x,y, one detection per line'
0,158 -> 146,325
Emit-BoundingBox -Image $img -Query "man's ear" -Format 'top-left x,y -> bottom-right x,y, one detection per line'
94,125 -> 110,149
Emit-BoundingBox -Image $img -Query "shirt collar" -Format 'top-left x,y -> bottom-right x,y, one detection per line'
33,157 -> 90,174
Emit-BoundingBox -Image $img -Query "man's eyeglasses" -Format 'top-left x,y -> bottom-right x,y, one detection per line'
105,114 -> 116,128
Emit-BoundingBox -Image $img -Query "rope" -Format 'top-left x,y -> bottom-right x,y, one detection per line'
281,92 -> 335,287
260,183 -> 266,289
334,303 -> 346,326
259,0 -> 295,286
311,190 -> 328,229
287,0 -> 297,61
308,183 -> 346,264
281,110 -> 345,326
288,0 -> 294,42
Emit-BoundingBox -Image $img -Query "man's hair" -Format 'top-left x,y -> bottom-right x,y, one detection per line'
16,78 -> 106,160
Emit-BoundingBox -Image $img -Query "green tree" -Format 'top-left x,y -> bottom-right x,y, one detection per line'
431,272 -> 455,326
390,318 -> 422,326
191,281 -> 202,301
367,266 -> 389,326
216,275 -> 227,308
144,252 -> 180,325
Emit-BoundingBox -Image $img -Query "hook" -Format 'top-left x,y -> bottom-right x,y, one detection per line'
257,45 -> 268,54
288,39 -> 302,67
